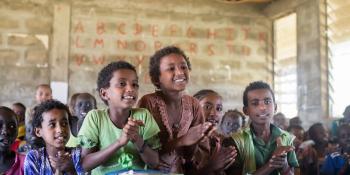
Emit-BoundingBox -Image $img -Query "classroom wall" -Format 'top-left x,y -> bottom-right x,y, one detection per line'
0,0 -> 272,111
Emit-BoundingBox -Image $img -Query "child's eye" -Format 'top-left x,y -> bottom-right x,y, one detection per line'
61,121 -> 68,127
49,123 -> 55,128
180,65 -> 188,70
118,82 -> 126,87
251,101 -> 259,106
264,99 -> 272,105
167,66 -> 175,71
204,104 -> 212,110
9,124 -> 15,129
133,83 -> 139,88
216,106 -> 223,112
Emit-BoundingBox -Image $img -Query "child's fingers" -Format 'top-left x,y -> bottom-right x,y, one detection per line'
276,136 -> 282,147
206,126 -> 217,137
128,118 -> 144,126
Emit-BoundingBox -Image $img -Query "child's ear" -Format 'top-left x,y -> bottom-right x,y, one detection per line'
99,88 -> 109,101
34,127 -> 42,137
243,106 -> 248,116
274,104 -> 277,113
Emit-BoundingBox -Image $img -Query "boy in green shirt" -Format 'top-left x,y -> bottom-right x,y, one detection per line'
78,61 -> 161,175
224,81 -> 298,175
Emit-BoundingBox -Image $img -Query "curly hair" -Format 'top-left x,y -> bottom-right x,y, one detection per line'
97,61 -> 137,105
32,99 -> 72,145
149,46 -> 191,88
193,89 -> 221,101
243,81 -> 275,107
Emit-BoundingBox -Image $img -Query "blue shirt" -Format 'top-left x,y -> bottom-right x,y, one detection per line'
24,147 -> 84,175
321,151 -> 350,175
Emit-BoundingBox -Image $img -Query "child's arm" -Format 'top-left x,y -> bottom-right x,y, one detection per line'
161,122 -> 214,153
254,138 -> 295,175
24,150 -> 40,175
81,118 -> 140,171
131,133 -> 159,168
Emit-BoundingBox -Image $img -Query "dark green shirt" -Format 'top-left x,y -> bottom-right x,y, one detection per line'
251,124 -> 299,174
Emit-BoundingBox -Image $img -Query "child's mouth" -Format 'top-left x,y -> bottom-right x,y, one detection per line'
0,138 -> 9,146
54,136 -> 67,143
122,95 -> 136,101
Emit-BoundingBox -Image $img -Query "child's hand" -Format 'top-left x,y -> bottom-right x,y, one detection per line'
209,145 -> 237,171
181,122 -> 214,146
269,137 -> 294,170
272,137 -> 294,156
49,151 -> 74,173
119,118 -> 144,146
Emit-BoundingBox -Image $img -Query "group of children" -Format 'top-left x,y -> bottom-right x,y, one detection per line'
1,45 -> 349,175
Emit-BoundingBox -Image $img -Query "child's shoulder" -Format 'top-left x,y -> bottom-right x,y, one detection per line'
131,108 -> 153,120
86,108 -> 108,118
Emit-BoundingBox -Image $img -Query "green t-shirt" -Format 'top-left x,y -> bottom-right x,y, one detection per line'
231,124 -> 299,175
66,134 -> 79,147
78,108 -> 161,175
252,124 -> 299,173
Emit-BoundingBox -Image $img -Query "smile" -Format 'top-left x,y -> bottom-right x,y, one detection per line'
122,95 -> 136,100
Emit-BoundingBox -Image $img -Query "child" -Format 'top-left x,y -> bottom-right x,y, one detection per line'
24,99 -> 84,174
220,109 -> 246,137
26,84 -> 53,125
0,106 -> 25,175
66,93 -> 97,147
308,123 -> 330,159
331,105 -> 350,137
192,89 -> 237,175
18,120 -> 45,154
12,102 -> 26,140
321,124 -> 350,175
10,103 -> 27,152
287,125 -> 305,152
289,116 -> 302,128
273,112 -> 288,130
138,46 -> 214,173
78,61 -> 161,175
223,81 -> 298,175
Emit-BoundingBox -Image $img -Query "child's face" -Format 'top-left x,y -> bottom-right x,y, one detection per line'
290,128 -> 304,148
74,95 -> 96,120
243,89 -> 276,126
12,105 -> 25,123
35,108 -> 70,150
313,125 -> 329,144
0,111 -> 18,151
158,53 -> 189,92
101,69 -> 139,109
221,116 -> 242,134
35,87 -> 52,103
338,126 -> 350,151
199,93 -> 223,126
273,115 -> 288,130
25,123 -> 34,143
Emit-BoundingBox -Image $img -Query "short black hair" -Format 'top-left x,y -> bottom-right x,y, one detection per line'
97,61 -> 137,105
193,89 -> 221,101
308,122 -> 324,140
243,81 -> 275,107
149,46 -> 191,89
287,125 -> 304,132
0,106 -> 17,124
13,102 -> 26,112
32,99 -> 71,145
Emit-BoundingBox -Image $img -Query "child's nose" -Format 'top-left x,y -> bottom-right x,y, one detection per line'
0,126 -> 10,135
126,84 -> 135,92
175,66 -> 184,75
